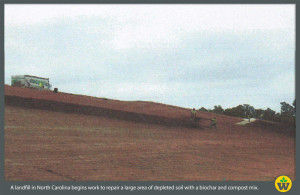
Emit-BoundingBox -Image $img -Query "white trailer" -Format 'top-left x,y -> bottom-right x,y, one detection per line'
11,75 -> 52,90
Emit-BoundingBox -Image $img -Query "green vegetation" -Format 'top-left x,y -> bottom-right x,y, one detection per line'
199,100 -> 296,126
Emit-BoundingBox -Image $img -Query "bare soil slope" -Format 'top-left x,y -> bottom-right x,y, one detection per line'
4,85 -> 295,181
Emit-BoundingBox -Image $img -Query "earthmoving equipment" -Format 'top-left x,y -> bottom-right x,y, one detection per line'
11,75 -> 52,90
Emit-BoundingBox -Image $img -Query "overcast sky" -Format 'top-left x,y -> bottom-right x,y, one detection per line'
5,4 -> 295,112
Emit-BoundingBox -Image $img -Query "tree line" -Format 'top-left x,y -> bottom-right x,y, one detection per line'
199,100 -> 295,126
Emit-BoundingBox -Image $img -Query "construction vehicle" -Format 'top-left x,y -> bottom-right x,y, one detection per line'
11,75 -> 52,90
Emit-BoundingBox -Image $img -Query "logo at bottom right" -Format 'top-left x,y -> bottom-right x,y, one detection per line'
275,175 -> 292,192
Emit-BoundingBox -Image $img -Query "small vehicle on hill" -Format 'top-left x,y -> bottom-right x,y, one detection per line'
11,75 -> 52,90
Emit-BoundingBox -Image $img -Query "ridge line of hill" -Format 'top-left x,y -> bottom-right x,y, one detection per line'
5,95 -> 199,128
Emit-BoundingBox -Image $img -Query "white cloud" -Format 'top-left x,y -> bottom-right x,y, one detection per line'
110,24 -> 180,50
5,4 -> 295,51
270,72 -> 295,96
4,4 -> 295,112
5,4 -> 294,29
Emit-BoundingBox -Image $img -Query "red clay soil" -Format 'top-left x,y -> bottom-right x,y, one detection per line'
5,85 -> 240,122
4,85 -> 295,181
5,85 -> 189,118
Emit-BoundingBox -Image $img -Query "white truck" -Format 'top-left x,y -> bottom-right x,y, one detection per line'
11,75 -> 52,90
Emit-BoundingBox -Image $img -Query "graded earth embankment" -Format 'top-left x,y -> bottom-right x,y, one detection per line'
5,85 -> 243,128
4,85 -> 295,181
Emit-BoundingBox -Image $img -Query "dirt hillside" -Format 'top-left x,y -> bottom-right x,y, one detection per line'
4,85 -> 295,181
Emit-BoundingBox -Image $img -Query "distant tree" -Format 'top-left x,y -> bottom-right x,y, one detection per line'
213,105 -> 224,114
224,108 -> 234,116
280,102 -> 294,117
221,101 -> 294,126
255,109 -> 264,119
199,107 -> 208,112
242,104 -> 255,119
224,105 -> 244,117
274,113 -> 282,123
278,101 -> 295,125
223,105 -> 246,118
263,108 -> 276,121
293,99 -> 296,114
